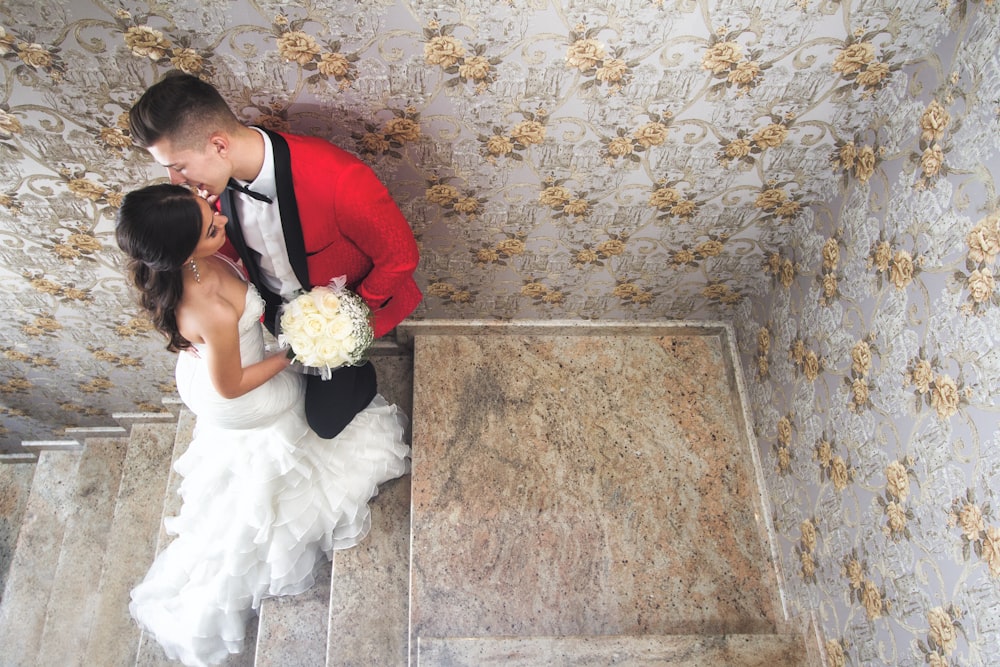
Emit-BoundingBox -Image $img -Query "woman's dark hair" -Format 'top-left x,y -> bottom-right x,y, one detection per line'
116,184 -> 202,352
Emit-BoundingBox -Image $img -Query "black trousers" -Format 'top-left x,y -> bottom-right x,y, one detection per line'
304,361 -> 377,439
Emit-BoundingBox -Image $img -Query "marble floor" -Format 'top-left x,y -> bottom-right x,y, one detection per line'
404,327 -> 791,663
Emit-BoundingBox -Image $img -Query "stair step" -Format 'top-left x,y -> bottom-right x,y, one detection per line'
325,354 -> 415,665
0,460 -> 35,599
111,411 -> 177,434
371,352 -> 415,417
161,395 -> 184,417
80,422 -> 177,667
36,437 -> 130,666
326,476 -> 412,666
64,425 -> 128,437
20,439 -> 83,451
255,564 -> 332,666
0,449 -> 83,662
409,333 -> 781,655
415,634 -> 808,666
0,452 -> 39,463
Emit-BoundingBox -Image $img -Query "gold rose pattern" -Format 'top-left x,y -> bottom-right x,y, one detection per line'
814,435 -> 855,492
353,106 -> 422,159
473,233 -> 527,267
520,277 -> 566,306
797,517 -> 819,584
601,111 -> 673,165
841,551 -> 893,621
904,349 -> 971,420
479,109 -> 548,163
2,2 -> 1000,663
0,23 -> 66,80
948,489 -> 998,576
754,179 -> 806,225
755,325 -> 772,379
844,336 -> 879,414
423,19 -> 499,94
118,10 -> 213,77
918,604 -> 966,666
572,236 -> 627,270
648,178 -> 701,224
831,30 -> 899,97
274,16 -> 360,91
701,25 -> 772,98
764,251 -> 798,289
423,277 -> 476,306
831,134 -> 884,186
565,24 -> 638,95
957,208 -> 1000,315
718,114 -> 795,169
878,459 -> 917,542
773,414 -> 794,477
540,177 -> 596,222
789,335 -> 822,382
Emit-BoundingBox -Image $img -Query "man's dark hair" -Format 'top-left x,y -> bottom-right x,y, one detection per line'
129,71 -> 238,149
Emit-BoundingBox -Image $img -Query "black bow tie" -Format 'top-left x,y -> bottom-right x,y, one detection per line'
226,179 -> 273,204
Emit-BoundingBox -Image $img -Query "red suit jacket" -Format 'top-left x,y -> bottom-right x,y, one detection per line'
220,128 -> 421,338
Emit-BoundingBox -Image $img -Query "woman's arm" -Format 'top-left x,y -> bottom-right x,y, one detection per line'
197,302 -> 291,399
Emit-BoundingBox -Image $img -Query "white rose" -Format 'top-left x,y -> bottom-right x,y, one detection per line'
313,289 -> 342,318
281,301 -> 297,319
299,297 -> 320,315
301,313 -> 327,339
322,315 -> 352,342
291,336 -> 319,364
280,311 -> 300,333
283,304 -> 306,328
315,338 -> 350,367
281,316 -> 307,344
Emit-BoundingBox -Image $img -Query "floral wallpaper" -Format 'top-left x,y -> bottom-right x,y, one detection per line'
0,0 -> 997,663
732,3 -> 1000,665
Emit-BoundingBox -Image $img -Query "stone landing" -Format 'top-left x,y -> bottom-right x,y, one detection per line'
409,329 -> 787,660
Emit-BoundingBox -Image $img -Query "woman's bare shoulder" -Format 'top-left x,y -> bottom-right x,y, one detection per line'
176,266 -> 242,344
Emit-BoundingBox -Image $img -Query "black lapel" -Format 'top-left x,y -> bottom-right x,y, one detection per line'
219,188 -> 264,288
259,127 -> 311,290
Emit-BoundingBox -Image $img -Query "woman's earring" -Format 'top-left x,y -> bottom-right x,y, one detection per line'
188,258 -> 201,283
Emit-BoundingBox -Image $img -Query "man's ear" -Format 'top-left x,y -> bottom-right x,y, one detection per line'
209,132 -> 229,156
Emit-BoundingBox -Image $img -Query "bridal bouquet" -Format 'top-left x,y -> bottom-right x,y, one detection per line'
277,276 -> 374,379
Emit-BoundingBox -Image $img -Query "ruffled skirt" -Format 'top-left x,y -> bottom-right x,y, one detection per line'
129,395 -> 410,667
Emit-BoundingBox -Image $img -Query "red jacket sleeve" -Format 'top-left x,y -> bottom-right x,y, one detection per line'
332,162 -> 420,312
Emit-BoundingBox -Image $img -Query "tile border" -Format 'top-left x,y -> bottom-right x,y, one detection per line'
395,318 -> 727,345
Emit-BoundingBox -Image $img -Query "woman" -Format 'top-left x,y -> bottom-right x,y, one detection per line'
116,184 -> 410,666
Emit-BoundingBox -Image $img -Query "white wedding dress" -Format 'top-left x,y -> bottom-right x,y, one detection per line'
129,277 -> 410,667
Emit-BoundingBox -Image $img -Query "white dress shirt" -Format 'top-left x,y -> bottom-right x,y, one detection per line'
232,127 -> 303,298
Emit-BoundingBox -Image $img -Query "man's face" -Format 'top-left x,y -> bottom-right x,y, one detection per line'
147,135 -> 231,200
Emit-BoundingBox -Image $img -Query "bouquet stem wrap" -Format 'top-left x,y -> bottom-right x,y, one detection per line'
277,276 -> 374,380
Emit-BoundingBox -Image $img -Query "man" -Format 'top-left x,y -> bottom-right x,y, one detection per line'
129,71 -> 421,439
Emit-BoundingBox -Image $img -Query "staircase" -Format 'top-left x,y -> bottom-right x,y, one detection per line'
0,325 -> 818,666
